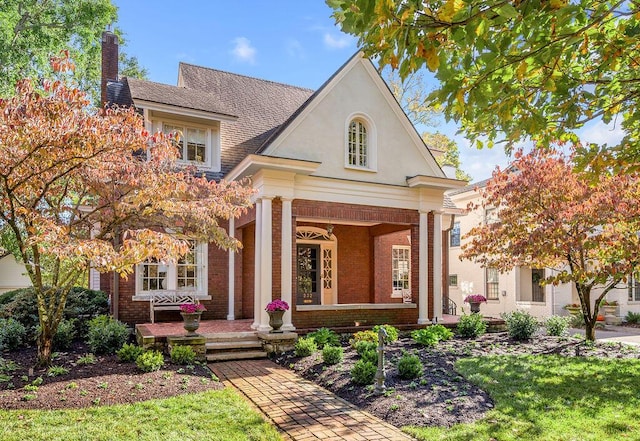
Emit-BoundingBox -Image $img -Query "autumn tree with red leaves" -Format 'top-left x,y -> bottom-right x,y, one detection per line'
0,56 -> 253,365
461,148 -> 640,341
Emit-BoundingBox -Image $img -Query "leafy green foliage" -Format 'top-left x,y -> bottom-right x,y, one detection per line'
0,318 -> 26,351
503,311 -> 539,341
411,324 -> 453,347
354,340 -> 376,357
372,324 -> 399,343
545,315 -> 571,337
117,343 -> 145,363
47,365 -> 69,377
170,345 -> 196,365
52,319 -> 77,350
625,311 -> 640,324
76,353 -> 97,365
349,330 -> 377,347
135,350 -> 164,373
87,315 -> 129,355
307,328 -> 340,349
397,352 -> 423,380
360,349 -> 378,365
294,337 -> 317,357
350,360 -> 376,385
456,314 -> 487,339
329,0 -> 640,171
321,345 -> 344,365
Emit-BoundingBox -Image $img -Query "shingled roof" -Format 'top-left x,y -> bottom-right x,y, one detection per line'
177,63 -> 314,178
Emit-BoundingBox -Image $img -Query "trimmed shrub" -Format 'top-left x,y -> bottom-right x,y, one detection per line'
545,315 -> 570,336
294,337 -> 317,357
412,325 -> 453,347
503,310 -> 538,341
135,350 -> 164,372
457,313 -> 487,338
170,345 -> 196,365
308,328 -> 340,349
372,324 -> 399,343
0,318 -> 26,351
321,345 -> 344,365
350,360 -> 376,385
349,330 -> 377,347
116,343 -> 144,363
52,319 -> 77,350
397,352 -> 423,380
87,315 -> 129,355
0,287 -> 108,342
354,340 -> 376,356
361,349 -> 378,365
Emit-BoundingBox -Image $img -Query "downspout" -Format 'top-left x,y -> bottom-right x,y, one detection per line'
112,232 -> 120,320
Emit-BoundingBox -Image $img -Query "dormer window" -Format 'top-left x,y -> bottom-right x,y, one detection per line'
164,124 -> 207,164
155,119 -> 220,171
345,113 -> 377,171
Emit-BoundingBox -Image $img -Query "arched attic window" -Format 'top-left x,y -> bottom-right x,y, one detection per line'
345,113 -> 377,171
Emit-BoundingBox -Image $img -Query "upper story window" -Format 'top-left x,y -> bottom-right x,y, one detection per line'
154,119 -> 220,171
348,120 -> 368,167
345,113 -> 377,171
486,267 -> 499,300
485,208 -> 499,224
450,221 -> 461,247
629,272 -> 640,302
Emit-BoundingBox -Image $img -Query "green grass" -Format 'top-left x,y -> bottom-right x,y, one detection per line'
406,355 -> 640,441
0,388 -> 282,441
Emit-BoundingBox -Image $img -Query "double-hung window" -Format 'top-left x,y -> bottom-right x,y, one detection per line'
486,267 -> 499,300
138,240 -> 207,295
392,246 -> 411,297
629,272 -> 640,302
450,222 -> 461,247
163,123 -> 210,166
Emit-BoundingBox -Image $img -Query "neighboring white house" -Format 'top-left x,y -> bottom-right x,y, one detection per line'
447,180 -> 640,320
0,252 -> 31,294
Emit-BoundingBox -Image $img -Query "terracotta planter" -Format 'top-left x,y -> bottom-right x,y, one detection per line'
181,312 -> 202,336
268,310 -> 285,333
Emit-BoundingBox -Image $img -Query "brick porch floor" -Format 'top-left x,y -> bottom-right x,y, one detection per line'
211,359 -> 415,441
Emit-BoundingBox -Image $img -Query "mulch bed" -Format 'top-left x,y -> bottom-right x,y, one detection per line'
0,341 -> 221,410
273,332 -> 640,428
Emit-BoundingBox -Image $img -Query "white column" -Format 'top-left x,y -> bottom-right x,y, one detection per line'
432,211 -> 443,323
252,200 -> 262,329
418,212 -> 429,324
258,197 -> 273,331
281,198 -> 295,331
227,216 -> 235,321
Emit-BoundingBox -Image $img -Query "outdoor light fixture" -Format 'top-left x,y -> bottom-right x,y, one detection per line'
326,224 -> 333,236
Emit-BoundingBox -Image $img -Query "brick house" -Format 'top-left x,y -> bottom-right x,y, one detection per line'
98,31 -> 465,331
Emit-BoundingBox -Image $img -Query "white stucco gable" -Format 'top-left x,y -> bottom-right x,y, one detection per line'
260,53 -> 445,187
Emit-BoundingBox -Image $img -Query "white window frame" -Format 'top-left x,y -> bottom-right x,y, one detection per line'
156,119 -> 220,171
629,272 -> 640,302
134,241 -> 209,300
450,221 -> 461,247
486,267 -> 499,300
391,245 -> 411,298
449,274 -> 458,287
344,112 -> 377,172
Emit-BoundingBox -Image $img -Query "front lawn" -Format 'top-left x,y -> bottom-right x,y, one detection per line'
0,388 -> 282,441
406,355 -> 640,440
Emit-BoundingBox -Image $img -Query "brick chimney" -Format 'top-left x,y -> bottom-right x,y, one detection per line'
101,30 -> 119,107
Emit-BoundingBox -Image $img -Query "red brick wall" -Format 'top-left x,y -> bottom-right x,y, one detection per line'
373,230 -> 411,303
241,223 -> 255,319
207,219 -> 230,320
292,307 -> 418,329
293,200 -> 419,224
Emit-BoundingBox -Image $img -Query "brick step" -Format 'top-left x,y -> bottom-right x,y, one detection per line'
202,331 -> 259,342
206,350 -> 268,362
206,340 -> 263,351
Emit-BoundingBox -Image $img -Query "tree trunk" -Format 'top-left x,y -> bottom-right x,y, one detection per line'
36,326 -> 55,367
584,320 -> 596,341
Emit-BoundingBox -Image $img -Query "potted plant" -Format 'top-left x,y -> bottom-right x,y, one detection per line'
265,299 -> 289,332
563,303 -> 581,316
464,294 -> 487,313
179,303 -> 206,336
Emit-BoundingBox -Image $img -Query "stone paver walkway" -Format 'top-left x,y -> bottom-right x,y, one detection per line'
210,359 -> 414,441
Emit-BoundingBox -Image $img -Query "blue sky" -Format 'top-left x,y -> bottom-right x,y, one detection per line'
112,1 -> 622,182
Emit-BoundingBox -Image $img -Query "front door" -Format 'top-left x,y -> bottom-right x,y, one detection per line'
297,244 -> 320,305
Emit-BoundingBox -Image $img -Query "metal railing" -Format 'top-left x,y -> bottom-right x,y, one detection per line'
443,298 -> 457,316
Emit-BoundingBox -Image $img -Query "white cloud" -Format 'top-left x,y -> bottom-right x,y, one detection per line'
577,120 -> 625,146
286,39 -> 305,59
323,33 -> 351,49
230,37 -> 256,64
